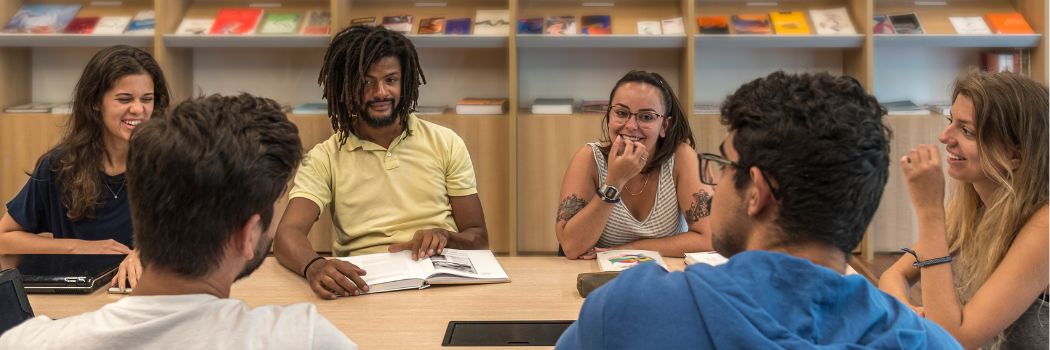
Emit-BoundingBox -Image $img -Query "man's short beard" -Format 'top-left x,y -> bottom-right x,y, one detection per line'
357,99 -> 399,128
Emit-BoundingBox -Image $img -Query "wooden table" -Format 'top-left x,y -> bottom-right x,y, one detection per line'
28,256 -> 687,349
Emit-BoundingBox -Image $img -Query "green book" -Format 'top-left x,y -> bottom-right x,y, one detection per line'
258,12 -> 301,34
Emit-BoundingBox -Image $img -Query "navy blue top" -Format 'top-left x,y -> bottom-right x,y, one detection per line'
5,154 -> 133,248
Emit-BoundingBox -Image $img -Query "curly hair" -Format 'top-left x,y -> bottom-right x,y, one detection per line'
599,70 -> 694,174
128,94 -> 302,278
720,71 -> 891,254
44,45 -> 170,221
318,25 -> 426,146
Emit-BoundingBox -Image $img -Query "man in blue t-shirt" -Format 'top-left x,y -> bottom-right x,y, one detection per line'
556,72 -> 962,349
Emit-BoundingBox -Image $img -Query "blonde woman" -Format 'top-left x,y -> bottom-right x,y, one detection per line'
879,71 -> 1048,349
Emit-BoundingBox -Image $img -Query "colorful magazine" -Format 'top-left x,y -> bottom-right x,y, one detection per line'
63,16 -> 99,34
350,16 -> 376,28
258,12 -> 301,34
3,4 -> 81,34
444,18 -> 471,34
697,16 -> 729,34
518,17 -> 543,34
209,8 -> 264,35
872,15 -> 895,34
581,15 -> 611,35
731,14 -> 772,34
381,15 -> 413,34
418,17 -> 445,34
301,10 -> 331,34
125,10 -> 155,35
545,16 -> 576,35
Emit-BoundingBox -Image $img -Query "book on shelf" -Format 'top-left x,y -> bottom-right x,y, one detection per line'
697,16 -> 729,35
984,13 -> 1034,34
948,16 -> 991,35
882,100 -> 928,115
661,17 -> 685,35
925,103 -> 951,116
518,17 -> 543,34
684,252 -> 728,266
888,13 -> 923,34
872,15 -> 895,34
338,249 -> 509,294
581,15 -> 611,35
209,8 -> 264,35
809,7 -> 856,35
531,98 -> 574,115
731,14 -> 772,35
545,16 -> 576,35
769,11 -> 810,35
300,10 -> 331,35
93,16 -> 131,35
597,250 -> 668,272
125,10 -> 155,35
694,104 -> 720,115
382,15 -> 413,34
580,99 -> 609,114
3,4 -> 81,34
414,105 -> 447,115
474,9 -> 510,36
418,17 -> 444,35
637,20 -> 661,35
455,98 -> 508,115
175,18 -> 215,35
63,16 -> 99,34
982,49 -> 1029,75
257,12 -> 301,35
4,102 -> 64,113
444,18 -> 472,35
350,16 -> 376,28
291,102 -> 327,115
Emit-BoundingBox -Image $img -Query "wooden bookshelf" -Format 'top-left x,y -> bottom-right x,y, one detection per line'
0,0 -> 1044,257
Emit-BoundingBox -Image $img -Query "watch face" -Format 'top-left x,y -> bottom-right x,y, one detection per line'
602,186 -> 618,198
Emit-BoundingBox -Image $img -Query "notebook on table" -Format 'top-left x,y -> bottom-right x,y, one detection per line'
13,254 -> 124,294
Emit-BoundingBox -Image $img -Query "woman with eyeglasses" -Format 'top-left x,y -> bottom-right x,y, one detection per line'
0,45 -> 170,291
878,71 -> 1048,349
555,70 -> 713,259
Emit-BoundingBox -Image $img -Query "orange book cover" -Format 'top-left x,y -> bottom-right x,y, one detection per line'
209,8 -> 264,35
984,13 -> 1034,34
697,16 -> 729,34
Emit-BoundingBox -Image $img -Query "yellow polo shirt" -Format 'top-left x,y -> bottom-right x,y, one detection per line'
289,114 -> 477,256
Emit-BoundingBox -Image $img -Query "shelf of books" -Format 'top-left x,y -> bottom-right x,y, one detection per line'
517,34 -> 687,49
695,34 -> 864,48
406,35 -> 508,48
0,33 -> 153,48
0,2 -> 154,47
163,34 -> 330,48
873,34 -> 1041,48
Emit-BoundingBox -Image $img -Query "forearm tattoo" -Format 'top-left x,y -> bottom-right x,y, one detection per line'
557,194 -> 588,223
685,190 -> 712,224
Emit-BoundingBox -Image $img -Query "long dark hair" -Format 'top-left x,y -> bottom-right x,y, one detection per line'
600,70 -> 694,174
44,45 -> 170,221
318,25 -> 426,146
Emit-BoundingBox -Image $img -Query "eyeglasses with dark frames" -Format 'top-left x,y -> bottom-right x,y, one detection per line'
698,153 -> 781,200
608,106 -> 668,125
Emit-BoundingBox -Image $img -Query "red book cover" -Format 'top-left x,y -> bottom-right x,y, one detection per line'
63,16 -> 99,34
209,8 -> 263,35
984,13 -> 1034,34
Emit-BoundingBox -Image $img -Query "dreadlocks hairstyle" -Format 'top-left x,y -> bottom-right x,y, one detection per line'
318,25 -> 426,147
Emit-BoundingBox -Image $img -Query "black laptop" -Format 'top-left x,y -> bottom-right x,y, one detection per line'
13,254 -> 125,294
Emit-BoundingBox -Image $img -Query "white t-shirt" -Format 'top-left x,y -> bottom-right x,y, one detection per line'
0,294 -> 356,350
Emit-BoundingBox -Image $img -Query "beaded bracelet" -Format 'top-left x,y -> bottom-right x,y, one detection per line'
302,256 -> 327,278
901,247 -> 953,268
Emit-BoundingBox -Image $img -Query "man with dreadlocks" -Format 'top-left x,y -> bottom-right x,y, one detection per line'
273,25 -> 489,299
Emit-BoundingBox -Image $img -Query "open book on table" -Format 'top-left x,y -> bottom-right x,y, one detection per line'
338,249 -> 509,294
596,250 -> 668,272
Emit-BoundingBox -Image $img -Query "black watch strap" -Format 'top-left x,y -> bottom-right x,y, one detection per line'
901,247 -> 953,268
596,185 -> 620,203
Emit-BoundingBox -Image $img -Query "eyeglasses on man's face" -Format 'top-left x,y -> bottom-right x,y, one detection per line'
699,152 -> 782,200
608,106 -> 667,125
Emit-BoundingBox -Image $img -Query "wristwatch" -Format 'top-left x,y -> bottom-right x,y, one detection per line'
596,184 -> 621,203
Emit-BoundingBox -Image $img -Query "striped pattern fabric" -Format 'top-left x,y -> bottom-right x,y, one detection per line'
589,143 -> 687,248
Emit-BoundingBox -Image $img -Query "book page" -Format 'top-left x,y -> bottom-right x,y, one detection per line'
339,251 -> 429,285
596,250 -> 668,272
427,249 -> 509,281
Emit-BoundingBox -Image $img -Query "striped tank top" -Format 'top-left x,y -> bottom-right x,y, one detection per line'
589,142 -> 687,248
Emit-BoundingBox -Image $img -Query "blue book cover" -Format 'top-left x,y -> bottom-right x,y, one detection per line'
3,4 -> 81,33
125,10 -> 155,34
517,17 -> 542,34
444,17 -> 471,35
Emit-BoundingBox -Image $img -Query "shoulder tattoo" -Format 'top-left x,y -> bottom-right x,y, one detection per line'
557,194 -> 588,223
685,190 -> 712,224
